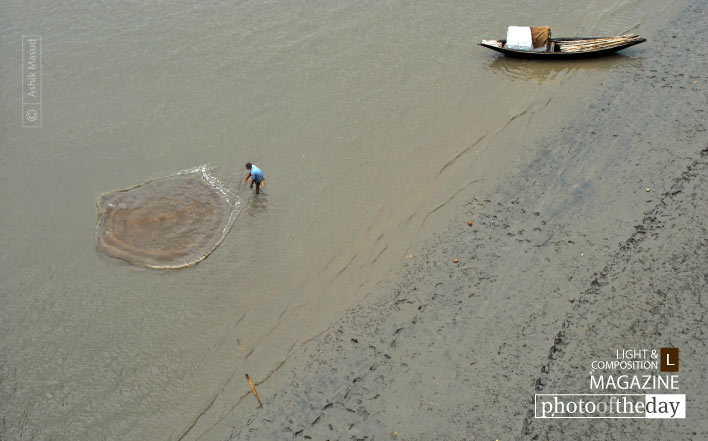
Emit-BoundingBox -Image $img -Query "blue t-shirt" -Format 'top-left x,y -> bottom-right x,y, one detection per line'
250,165 -> 263,182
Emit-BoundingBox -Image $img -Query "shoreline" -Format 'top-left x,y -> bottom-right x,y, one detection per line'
200,1 -> 708,439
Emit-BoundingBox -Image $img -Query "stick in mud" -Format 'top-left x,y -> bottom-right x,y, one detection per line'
246,374 -> 263,408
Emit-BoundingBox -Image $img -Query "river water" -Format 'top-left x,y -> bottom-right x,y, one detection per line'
0,0 -> 676,439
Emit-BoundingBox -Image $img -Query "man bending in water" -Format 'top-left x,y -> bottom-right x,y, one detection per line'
244,162 -> 265,194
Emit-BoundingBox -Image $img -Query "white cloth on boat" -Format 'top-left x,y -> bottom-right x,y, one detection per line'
481,39 -> 502,48
506,26 -> 548,51
506,26 -> 533,50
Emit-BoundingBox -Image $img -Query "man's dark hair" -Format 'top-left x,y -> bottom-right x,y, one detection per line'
245,162 -> 252,169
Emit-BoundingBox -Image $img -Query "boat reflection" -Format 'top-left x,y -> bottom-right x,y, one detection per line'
484,54 -> 644,84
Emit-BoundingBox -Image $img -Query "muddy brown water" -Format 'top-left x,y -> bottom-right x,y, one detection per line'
0,0 -> 680,439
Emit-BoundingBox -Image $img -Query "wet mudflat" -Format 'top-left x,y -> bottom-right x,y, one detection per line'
198,1 -> 708,439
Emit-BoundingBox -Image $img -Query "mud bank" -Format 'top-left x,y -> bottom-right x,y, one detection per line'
203,1 -> 707,440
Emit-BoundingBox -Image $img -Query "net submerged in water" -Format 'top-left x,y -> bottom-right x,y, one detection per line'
95,167 -> 239,269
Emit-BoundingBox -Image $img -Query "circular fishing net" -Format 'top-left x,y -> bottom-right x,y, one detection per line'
95,166 -> 241,269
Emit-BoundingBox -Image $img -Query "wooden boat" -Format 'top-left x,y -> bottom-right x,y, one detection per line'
480,34 -> 646,59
